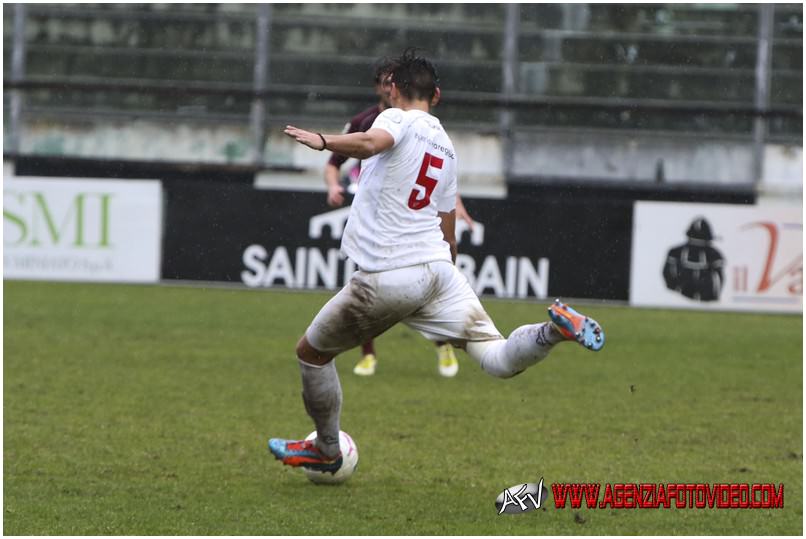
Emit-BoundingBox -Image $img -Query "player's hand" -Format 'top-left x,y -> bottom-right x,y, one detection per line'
327,184 -> 345,207
455,199 -> 475,230
284,125 -> 325,151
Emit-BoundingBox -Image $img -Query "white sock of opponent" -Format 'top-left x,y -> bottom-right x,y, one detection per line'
299,359 -> 342,458
465,322 -> 565,378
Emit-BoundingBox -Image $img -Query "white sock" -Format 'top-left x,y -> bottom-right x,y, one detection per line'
465,322 -> 563,378
299,359 -> 342,458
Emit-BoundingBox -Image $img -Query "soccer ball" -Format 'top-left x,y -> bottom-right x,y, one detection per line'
303,430 -> 359,484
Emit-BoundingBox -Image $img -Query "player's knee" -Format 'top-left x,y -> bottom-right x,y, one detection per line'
296,336 -> 334,365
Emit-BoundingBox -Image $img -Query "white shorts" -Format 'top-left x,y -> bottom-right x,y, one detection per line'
305,261 -> 503,355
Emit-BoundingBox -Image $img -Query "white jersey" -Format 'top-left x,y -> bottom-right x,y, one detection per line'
340,107 -> 458,272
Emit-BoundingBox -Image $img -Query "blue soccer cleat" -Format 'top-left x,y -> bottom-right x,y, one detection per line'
268,438 -> 343,474
548,299 -> 605,351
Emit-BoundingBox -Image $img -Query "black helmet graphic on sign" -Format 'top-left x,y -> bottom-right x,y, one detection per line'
686,217 -> 716,241
662,217 -> 725,302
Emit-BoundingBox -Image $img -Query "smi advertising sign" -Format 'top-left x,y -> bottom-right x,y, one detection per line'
630,201 -> 802,313
4,177 -> 163,283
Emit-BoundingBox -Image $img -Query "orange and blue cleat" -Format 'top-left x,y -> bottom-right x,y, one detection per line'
268,438 -> 343,473
548,299 -> 605,351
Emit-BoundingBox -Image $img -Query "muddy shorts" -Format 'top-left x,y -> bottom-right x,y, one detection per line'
305,260 -> 503,355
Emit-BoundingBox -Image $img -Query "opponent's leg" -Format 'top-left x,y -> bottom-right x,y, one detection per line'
354,340 -> 378,376
435,341 -> 459,378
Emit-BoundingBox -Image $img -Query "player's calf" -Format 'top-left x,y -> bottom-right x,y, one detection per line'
465,299 -> 606,378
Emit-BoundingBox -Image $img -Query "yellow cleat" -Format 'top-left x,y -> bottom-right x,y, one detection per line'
437,344 -> 459,378
353,353 -> 377,376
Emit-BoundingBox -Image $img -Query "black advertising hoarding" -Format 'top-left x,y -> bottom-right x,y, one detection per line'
162,181 -> 632,301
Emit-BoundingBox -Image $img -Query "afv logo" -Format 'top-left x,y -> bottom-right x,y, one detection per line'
495,479 -> 548,515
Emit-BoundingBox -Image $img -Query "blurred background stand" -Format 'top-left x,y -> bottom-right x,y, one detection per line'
2,3 -> 801,200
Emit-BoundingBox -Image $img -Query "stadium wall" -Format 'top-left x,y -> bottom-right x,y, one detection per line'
17,118 -> 802,197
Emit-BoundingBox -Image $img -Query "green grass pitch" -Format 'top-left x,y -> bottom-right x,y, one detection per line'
4,281 -> 802,535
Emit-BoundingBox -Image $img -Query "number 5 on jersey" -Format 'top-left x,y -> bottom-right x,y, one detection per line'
408,152 -> 443,210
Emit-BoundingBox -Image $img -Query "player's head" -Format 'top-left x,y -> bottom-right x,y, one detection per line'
372,57 -> 396,108
388,48 -> 440,106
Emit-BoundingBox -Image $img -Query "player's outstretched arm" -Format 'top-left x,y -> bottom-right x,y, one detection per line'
284,125 -> 325,150
284,125 -> 393,159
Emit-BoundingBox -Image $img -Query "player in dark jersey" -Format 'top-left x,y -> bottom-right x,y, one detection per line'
324,59 -> 473,378
324,104 -> 383,207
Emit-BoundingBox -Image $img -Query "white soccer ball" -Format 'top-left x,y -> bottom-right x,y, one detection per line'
303,430 -> 359,484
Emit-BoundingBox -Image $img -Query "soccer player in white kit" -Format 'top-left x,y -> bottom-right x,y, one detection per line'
269,49 -> 606,474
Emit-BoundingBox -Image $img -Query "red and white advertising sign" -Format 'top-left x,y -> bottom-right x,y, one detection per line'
630,202 -> 802,313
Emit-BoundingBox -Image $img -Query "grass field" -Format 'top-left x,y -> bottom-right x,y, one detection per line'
4,280 -> 803,535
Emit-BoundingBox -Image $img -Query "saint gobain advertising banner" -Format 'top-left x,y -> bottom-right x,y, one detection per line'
162,182 -> 631,300
3,177 -> 163,283
630,201 -> 802,313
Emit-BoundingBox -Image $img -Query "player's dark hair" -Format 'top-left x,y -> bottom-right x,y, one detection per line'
389,48 -> 439,101
372,57 -> 396,84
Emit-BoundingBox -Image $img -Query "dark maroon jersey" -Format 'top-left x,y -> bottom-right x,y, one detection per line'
327,104 -> 381,169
